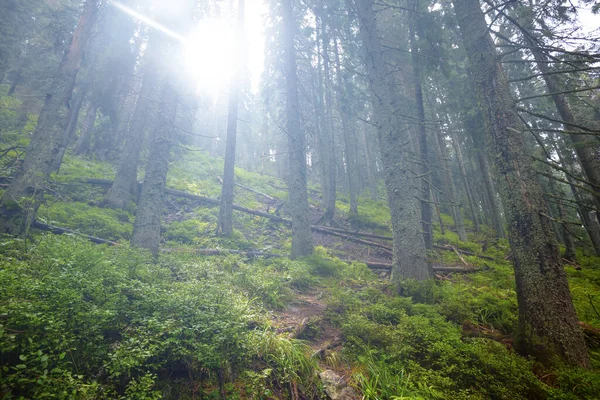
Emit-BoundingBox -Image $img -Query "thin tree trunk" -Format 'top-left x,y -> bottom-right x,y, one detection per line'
106,35 -> 161,209
449,131 -> 480,232
353,0 -> 430,281
7,68 -> 21,96
74,101 -> 97,155
52,84 -> 89,173
0,0 -> 99,235
333,38 -> 358,215
435,125 -> 467,241
217,0 -> 245,236
282,0 -> 313,258
454,0 -> 589,367
476,151 -> 505,238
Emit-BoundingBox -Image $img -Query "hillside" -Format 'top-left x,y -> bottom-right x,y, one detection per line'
1,142 -> 599,399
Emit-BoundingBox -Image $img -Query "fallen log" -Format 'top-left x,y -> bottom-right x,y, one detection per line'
32,221 -> 120,246
311,225 -> 392,241
340,259 -> 479,273
162,248 -> 286,258
433,244 -> 496,261
312,226 -> 393,254
217,176 -> 277,202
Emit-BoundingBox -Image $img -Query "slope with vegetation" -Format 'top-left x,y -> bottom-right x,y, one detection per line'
1,123 -> 599,398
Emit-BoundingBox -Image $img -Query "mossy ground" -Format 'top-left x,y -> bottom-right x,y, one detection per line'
0,96 -> 599,398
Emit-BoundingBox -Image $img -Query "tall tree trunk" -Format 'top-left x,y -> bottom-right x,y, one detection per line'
333,38 -> 358,215
52,84 -> 89,172
435,125 -> 467,241
476,151 -> 505,237
410,22 -> 432,249
106,35 -> 161,209
74,101 -> 97,155
7,68 -> 22,96
454,0 -> 589,367
0,0 -> 99,235
282,0 -> 313,258
217,0 -> 245,236
131,84 -> 177,254
449,131 -> 480,232
353,0 -> 430,281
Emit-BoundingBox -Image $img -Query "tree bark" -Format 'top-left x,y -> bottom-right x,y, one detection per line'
131,84 -> 177,254
0,0 -> 100,235
217,0 -> 245,237
353,0 -> 431,281
282,0 -> 313,258
410,22 -> 432,249
454,0 -> 589,367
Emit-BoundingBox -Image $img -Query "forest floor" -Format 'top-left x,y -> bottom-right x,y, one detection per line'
1,147 -> 600,399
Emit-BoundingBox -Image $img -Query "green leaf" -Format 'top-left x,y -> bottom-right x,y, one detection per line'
59,352 -> 66,360
19,355 -> 27,361
16,364 -> 27,369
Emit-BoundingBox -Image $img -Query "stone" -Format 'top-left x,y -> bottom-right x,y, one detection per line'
319,370 -> 359,400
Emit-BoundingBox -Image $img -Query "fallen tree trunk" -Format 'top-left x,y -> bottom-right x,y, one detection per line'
340,259 -> 480,273
32,221 -> 120,246
163,248 -> 286,258
433,244 -> 496,261
312,226 -> 393,255
311,225 -> 393,241
41,178 -> 499,259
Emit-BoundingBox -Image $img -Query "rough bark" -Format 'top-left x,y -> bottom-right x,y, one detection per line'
0,0 -> 99,235
353,0 -> 431,281
217,0 -> 245,236
410,22 -> 432,249
282,0 -> 314,258
131,84 -> 177,254
454,0 -> 589,367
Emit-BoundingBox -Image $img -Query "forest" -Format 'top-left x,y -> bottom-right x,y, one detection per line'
0,0 -> 599,398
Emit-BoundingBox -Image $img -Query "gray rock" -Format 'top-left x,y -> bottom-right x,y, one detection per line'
319,370 -> 359,400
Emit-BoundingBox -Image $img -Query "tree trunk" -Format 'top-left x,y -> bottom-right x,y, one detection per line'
410,22 -> 432,249
106,35 -> 161,209
353,0 -> 430,281
0,0 -> 99,235
282,0 -> 313,258
217,0 -> 245,236
51,84 -> 89,173
74,101 -> 97,155
7,68 -> 21,96
333,38 -> 358,215
454,0 -> 589,367
435,124 -> 467,241
449,131 -> 480,232
476,151 -> 505,238
131,84 -> 177,254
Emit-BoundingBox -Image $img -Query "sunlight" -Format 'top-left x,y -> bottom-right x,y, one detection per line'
183,18 -> 237,96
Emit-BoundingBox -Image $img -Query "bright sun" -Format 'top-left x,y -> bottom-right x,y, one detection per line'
183,18 -> 237,95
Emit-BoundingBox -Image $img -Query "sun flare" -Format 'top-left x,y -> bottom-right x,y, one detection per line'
183,18 -> 237,95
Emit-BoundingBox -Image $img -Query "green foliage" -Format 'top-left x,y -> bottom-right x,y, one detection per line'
38,201 -> 133,241
163,219 -> 211,244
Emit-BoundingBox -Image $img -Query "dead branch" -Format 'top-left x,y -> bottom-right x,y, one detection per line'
32,221 -> 120,246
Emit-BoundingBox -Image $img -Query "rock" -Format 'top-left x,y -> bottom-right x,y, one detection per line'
319,370 -> 359,400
